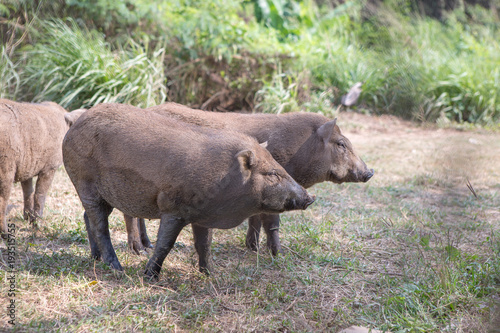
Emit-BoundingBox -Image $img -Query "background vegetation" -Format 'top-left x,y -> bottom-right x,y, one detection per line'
1,0 -> 499,124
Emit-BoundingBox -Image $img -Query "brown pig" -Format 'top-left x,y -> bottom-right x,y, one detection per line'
62,103 -> 314,278
0,99 -> 84,239
127,103 -> 374,255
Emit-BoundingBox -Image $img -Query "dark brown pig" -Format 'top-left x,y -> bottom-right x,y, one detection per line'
127,103 -> 374,255
0,99 -> 84,239
62,103 -> 314,278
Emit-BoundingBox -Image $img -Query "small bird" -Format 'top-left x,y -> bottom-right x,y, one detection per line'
341,82 -> 363,107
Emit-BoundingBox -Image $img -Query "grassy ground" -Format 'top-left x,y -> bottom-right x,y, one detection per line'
1,112 -> 499,332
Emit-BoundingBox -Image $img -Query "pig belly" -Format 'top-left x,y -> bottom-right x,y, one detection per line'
96,167 -> 162,219
193,216 -> 247,230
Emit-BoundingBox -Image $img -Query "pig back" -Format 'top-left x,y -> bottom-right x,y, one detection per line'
0,99 -> 68,182
148,103 -> 329,168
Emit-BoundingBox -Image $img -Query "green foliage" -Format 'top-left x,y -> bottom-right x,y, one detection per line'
254,67 -> 301,113
21,19 -> 166,109
250,0 -> 316,38
298,3 -> 500,123
1,0 -> 498,123
159,0 -> 282,61
0,46 -> 19,99
65,0 -> 152,30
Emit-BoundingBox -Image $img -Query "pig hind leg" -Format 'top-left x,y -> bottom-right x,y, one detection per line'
21,178 -> 35,222
192,225 -> 213,275
124,215 -> 152,255
79,184 -> 122,270
144,214 -> 186,280
0,171 -> 15,240
84,211 -> 102,260
139,218 -> 153,249
32,169 -> 57,223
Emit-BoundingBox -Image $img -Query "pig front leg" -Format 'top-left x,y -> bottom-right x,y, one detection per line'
192,225 -> 213,275
246,214 -> 262,252
32,169 -> 57,224
144,214 -> 186,281
0,171 -> 15,240
262,213 -> 281,256
21,178 -> 35,222
246,213 -> 281,256
138,217 -> 153,249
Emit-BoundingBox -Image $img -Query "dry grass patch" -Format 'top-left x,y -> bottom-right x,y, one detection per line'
1,113 -> 499,332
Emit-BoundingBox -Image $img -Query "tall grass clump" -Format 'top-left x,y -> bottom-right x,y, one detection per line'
0,46 -> 20,99
20,19 -> 166,110
416,15 -> 500,123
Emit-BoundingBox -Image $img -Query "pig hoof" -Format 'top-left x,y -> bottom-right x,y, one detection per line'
106,259 -> 124,271
245,240 -> 259,252
267,243 -> 281,256
199,266 -> 211,276
129,242 -> 146,256
144,269 -> 160,281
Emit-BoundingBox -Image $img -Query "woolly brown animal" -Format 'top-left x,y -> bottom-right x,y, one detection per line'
125,102 -> 374,256
0,99 -> 84,240
62,103 -> 315,278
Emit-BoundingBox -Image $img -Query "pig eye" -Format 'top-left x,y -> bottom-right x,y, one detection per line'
337,141 -> 346,149
266,170 -> 280,178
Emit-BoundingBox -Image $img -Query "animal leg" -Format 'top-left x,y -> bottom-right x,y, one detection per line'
83,211 -> 101,261
33,169 -> 57,223
262,213 -> 281,256
138,218 -> 153,249
246,214 -> 262,252
79,183 -> 121,270
144,214 -> 186,280
0,172 -> 14,240
192,224 -> 213,275
124,214 -> 146,255
21,178 -> 35,222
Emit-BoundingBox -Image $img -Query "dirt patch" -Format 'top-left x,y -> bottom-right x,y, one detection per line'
339,111 -> 500,190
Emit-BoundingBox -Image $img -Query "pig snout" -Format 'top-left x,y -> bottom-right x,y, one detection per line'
349,156 -> 375,183
284,185 -> 316,211
302,194 -> 316,209
363,168 -> 375,182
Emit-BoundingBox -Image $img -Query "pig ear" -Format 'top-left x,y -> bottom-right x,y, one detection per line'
259,141 -> 268,149
317,118 -> 337,143
236,149 -> 256,182
64,109 -> 86,127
